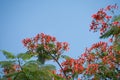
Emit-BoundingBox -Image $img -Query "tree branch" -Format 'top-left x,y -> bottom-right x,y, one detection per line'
49,53 -> 68,80
14,58 -> 30,80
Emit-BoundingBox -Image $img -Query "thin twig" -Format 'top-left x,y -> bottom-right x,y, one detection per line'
14,58 -> 30,80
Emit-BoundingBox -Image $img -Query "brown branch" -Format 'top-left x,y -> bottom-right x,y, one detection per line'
49,53 -> 68,80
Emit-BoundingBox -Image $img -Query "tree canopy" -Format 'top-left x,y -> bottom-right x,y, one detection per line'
0,4 -> 120,80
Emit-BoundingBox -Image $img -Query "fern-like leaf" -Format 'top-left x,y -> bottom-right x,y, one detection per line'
17,53 -> 33,60
100,27 -> 120,39
0,61 -> 15,68
1,50 -> 15,59
61,55 -> 71,60
112,15 -> 120,22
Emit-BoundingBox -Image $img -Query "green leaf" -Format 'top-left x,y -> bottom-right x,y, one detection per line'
23,63 -> 39,72
101,52 -> 108,57
13,72 -> 28,80
41,64 -> 56,70
72,72 -> 78,79
36,44 -> 44,53
48,43 -> 55,48
37,53 -> 52,64
23,60 -> 56,71
22,60 -> 56,80
17,53 -> 33,60
100,27 -> 120,39
115,44 -> 120,51
112,15 -> 120,22
61,55 -> 71,60
53,74 -> 66,80
100,28 -> 113,39
4,71 -> 20,78
1,50 -> 15,59
0,61 -> 15,68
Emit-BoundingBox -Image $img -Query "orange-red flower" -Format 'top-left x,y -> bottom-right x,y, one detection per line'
85,64 -> 99,75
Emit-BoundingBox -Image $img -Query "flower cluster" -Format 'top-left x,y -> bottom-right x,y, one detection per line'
3,64 -> 20,75
61,58 -> 84,76
3,64 -> 21,80
1,4 -> 120,80
22,33 -> 69,54
81,41 -> 119,79
51,69 -> 81,80
105,4 -> 118,11
89,41 -> 108,52
85,64 -> 99,75
90,4 -> 119,35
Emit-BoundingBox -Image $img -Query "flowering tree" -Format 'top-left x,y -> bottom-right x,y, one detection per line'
0,4 -> 120,80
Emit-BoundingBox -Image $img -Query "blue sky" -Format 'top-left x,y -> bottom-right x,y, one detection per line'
0,0 -> 120,60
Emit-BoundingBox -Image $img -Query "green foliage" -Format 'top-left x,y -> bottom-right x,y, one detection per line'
0,61 -> 15,68
36,44 -> 45,53
48,43 -> 55,49
52,74 -> 66,80
100,26 -> 120,39
112,15 -> 120,22
72,72 -> 78,79
100,52 -> 108,57
17,53 -> 33,60
2,14 -> 120,80
4,72 -> 19,78
36,44 -> 52,64
115,44 -> 120,51
37,53 -> 52,64
13,72 -> 28,80
0,49 -> 62,80
41,64 -> 56,70
61,55 -> 71,60
22,61 -> 56,80
100,15 -> 120,39
1,50 -> 15,59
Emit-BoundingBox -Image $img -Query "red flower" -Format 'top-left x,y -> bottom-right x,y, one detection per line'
105,5 -> 111,11
34,34 -> 40,42
78,78 -> 81,80
109,38 -> 113,42
105,15 -> 112,19
112,21 -> 119,25
61,58 -> 84,74
63,42 -> 69,51
56,42 -> 62,50
52,37 -> 56,42
22,38 -> 31,46
105,4 -> 118,11
89,41 -> 107,52
90,4 -> 118,36
22,33 -> 69,55
85,64 -> 99,75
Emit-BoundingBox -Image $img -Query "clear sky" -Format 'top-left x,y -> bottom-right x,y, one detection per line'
0,0 -> 120,61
